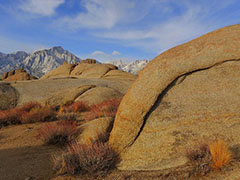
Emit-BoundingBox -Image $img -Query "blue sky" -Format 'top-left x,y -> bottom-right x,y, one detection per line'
0,0 -> 239,62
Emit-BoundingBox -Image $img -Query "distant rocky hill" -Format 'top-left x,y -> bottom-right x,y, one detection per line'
0,46 -> 149,78
106,59 -> 150,74
0,46 -> 81,77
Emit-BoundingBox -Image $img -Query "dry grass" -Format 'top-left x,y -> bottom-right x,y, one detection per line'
20,106 -> 57,124
0,101 -> 43,127
186,143 -> 210,162
59,101 -> 89,113
37,120 -> 78,146
52,141 -> 119,176
85,98 -> 121,121
209,139 -> 232,170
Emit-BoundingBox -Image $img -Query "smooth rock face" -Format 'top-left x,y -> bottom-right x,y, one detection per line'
44,85 -> 95,105
40,64 -> 76,79
109,24 -> 240,170
75,86 -> 122,106
77,117 -> 114,144
41,63 -> 125,79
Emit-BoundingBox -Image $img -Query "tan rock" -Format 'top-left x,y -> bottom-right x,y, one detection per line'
44,85 -> 95,106
4,71 -> 37,81
103,70 -> 136,80
70,63 -> 115,78
0,83 -> 19,110
109,24 -> 240,170
77,117 -> 114,144
40,64 -> 76,79
81,58 -> 97,64
1,72 -> 8,80
75,86 -> 123,106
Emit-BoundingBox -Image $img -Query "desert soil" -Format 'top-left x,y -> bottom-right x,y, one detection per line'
1,122 -> 240,180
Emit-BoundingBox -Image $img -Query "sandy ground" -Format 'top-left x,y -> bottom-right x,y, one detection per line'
1,123 -> 240,180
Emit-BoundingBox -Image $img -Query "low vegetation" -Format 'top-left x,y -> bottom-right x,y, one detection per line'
186,139 -> 232,177
59,101 -> 89,113
209,139 -> 232,170
0,102 -> 43,127
85,98 -> 121,121
20,106 -> 57,123
52,141 -> 119,176
37,120 -> 78,146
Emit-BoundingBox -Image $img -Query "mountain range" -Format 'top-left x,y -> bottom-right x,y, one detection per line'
0,47 -> 149,77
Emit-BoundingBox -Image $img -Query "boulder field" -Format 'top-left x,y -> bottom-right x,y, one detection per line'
109,24 -> 240,170
0,63 -> 136,109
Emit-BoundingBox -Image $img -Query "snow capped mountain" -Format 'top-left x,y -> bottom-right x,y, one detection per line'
105,59 -> 150,74
0,51 -> 29,74
22,46 -> 81,77
122,60 -> 149,74
0,46 -> 149,78
0,46 -> 81,77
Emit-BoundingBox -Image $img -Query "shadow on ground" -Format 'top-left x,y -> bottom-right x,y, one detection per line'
0,145 -> 58,180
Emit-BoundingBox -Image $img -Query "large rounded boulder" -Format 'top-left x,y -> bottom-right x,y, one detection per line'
0,83 -> 19,110
109,24 -> 240,170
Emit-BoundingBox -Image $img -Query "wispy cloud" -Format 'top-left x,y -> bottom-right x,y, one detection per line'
112,50 -> 120,56
58,0 -> 153,29
91,0 -> 239,53
0,35 -> 46,53
87,50 -> 131,62
19,0 -> 64,16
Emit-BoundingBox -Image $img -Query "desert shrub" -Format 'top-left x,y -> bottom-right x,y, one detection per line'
52,141 -> 118,176
0,102 -> 59,127
18,101 -> 42,112
85,98 -> 121,121
186,143 -> 211,162
186,142 -> 212,177
209,140 -> 232,170
59,101 -> 89,113
57,112 -> 77,121
20,106 -> 57,123
37,120 -> 78,146
0,108 -> 22,127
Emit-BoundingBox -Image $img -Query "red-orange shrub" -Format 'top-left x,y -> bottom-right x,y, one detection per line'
20,106 -> 57,123
209,140 -> 232,170
52,141 -> 118,176
37,120 -> 78,146
0,108 -> 22,127
18,101 -> 42,112
59,101 -> 89,113
85,98 -> 121,121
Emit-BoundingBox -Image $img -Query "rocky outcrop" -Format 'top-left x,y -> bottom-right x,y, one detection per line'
81,58 -> 97,64
77,117 -> 114,144
41,63 -> 133,80
1,69 -> 37,81
74,86 -> 122,106
40,64 -> 76,79
0,83 -> 19,110
109,24 -> 240,170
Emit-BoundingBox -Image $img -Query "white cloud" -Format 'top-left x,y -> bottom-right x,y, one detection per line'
88,50 -> 130,62
89,50 -> 111,61
58,0 -> 152,29
19,0 -> 65,16
112,50 -> 120,56
93,0 -> 239,53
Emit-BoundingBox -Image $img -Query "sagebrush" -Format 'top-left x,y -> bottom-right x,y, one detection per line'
37,120 -> 78,146
52,141 -> 118,176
